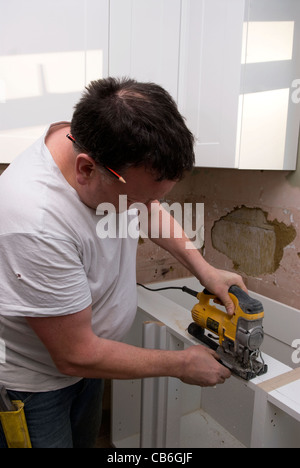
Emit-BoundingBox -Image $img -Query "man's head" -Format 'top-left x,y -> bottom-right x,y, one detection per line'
70,77 -> 195,182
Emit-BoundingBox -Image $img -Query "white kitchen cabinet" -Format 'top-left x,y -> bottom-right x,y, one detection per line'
109,0 -> 243,167
179,0 -> 300,170
0,0 -> 109,163
110,0 -> 300,170
112,278 -> 300,448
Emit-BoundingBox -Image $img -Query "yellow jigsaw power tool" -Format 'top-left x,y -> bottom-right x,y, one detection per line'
137,282 -> 268,381
186,285 -> 268,381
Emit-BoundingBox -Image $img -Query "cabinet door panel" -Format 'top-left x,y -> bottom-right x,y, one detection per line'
178,0 -> 246,168
0,0 -> 109,163
109,0 -> 181,101
238,0 -> 300,170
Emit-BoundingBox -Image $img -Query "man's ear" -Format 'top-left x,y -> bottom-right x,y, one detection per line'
75,154 -> 97,185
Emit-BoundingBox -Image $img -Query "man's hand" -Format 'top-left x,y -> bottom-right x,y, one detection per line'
201,268 -> 247,316
179,345 -> 231,387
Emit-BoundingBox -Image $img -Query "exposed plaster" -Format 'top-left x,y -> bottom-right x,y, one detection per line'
212,206 -> 297,277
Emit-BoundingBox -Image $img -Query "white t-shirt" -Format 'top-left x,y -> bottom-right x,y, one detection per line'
0,123 -> 139,391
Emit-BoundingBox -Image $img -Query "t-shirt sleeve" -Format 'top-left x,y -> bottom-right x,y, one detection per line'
0,234 -> 92,318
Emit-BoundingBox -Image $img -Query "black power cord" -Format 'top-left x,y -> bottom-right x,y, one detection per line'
137,283 -> 199,298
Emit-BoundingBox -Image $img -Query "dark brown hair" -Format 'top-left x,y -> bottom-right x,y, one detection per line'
71,77 -> 195,181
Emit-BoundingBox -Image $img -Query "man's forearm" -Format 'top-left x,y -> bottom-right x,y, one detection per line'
59,335 -> 185,381
28,311 -> 185,382
56,334 -> 230,387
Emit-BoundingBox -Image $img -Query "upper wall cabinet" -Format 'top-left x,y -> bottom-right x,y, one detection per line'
178,0 -> 300,170
110,0 -> 300,170
0,0 -> 109,163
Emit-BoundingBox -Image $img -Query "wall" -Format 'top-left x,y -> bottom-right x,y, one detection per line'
137,144 -> 300,309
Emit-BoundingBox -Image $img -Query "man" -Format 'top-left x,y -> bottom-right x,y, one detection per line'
0,78 -> 245,448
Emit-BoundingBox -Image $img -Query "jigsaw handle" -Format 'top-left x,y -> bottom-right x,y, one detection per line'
201,288 -> 239,311
229,286 -> 264,315
203,285 -> 244,297
203,286 -> 263,315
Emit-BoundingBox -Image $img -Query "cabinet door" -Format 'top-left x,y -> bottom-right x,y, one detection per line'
238,0 -> 300,170
109,0 -> 182,101
178,0 -> 246,168
0,0 -> 109,163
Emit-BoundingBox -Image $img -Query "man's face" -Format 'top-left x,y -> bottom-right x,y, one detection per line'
92,165 -> 177,212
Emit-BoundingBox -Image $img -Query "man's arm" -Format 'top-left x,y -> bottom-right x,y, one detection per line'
147,201 -> 247,316
26,305 -> 230,387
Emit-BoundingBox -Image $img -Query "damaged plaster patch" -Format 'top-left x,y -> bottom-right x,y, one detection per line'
212,207 -> 296,276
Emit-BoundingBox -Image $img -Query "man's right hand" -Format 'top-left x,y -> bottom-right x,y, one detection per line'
179,345 -> 231,387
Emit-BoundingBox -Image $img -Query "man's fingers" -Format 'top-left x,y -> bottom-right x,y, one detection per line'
207,349 -> 232,378
217,292 -> 236,316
